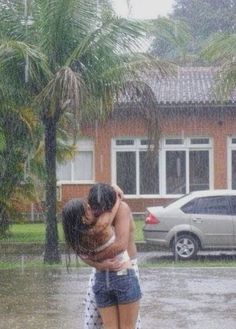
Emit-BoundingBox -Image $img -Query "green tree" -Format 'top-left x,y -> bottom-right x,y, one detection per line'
0,0 -> 173,262
172,0 -> 236,49
148,17 -> 194,64
202,33 -> 236,98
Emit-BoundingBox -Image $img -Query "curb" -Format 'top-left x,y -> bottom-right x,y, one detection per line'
0,241 -> 159,255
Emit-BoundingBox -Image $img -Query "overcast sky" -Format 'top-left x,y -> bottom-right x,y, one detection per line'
112,0 -> 174,19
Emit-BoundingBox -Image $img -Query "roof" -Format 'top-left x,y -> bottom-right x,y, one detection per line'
139,67 -> 236,106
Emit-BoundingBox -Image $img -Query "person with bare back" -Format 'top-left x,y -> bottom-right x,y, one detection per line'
62,183 -> 142,329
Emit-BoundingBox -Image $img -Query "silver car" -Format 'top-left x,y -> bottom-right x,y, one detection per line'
143,190 -> 236,260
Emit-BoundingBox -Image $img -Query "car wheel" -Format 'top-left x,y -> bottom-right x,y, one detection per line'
172,234 -> 198,260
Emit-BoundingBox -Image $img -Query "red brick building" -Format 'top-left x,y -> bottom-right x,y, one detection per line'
56,67 -> 236,213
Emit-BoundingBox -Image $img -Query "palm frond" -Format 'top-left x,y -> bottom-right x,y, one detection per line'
0,40 -> 51,96
36,66 -> 87,122
214,60 -> 236,101
202,33 -> 236,63
67,14 -> 147,67
202,33 -> 236,99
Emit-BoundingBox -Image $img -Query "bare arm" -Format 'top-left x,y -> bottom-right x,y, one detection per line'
112,184 -> 124,200
89,201 -> 131,262
95,192 -> 121,230
80,257 -> 124,271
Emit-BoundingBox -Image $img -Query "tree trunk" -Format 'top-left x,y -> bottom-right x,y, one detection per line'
43,117 -> 61,263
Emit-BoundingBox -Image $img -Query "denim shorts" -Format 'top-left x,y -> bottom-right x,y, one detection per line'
93,268 -> 142,308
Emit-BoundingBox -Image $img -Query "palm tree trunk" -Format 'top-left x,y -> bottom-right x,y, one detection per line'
43,117 -> 61,263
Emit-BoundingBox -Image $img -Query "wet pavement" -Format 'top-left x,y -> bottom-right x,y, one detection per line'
0,255 -> 236,329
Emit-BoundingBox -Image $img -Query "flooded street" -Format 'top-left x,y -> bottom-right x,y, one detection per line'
0,264 -> 236,329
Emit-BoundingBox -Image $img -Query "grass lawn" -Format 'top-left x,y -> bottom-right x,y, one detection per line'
0,218 -> 144,243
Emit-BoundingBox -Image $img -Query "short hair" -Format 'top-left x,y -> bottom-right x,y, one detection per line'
88,183 -> 116,217
62,198 -> 87,254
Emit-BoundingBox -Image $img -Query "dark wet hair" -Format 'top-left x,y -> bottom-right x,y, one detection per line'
62,198 -> 87,254
88,183 -> 116,217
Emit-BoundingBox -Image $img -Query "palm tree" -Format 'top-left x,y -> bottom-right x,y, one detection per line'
202,33 -> 236,98
147,17 -> 196,65
0,0 -> 173,262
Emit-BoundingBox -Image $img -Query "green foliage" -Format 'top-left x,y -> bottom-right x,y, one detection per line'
148,17 -> 193,63
201,33 -> 236,99
171,0 -> 236,58
0,107 -> 41,236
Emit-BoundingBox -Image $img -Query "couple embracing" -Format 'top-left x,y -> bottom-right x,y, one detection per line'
62,183 -> 142,329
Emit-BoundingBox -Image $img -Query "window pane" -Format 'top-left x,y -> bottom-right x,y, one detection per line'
165,138 -> 183,145
57,161 -> 72,181
196,196 -> 230,215
229,196 -> 236,215
232,150 -> 236,189
139,152 -> 159,194
190,138 -> 209,144
116,140 -> 134,145
189,151 -> 209,191
181,200 -> 196,214
116,152 -> 136,194
74,151 -> 93,180
166,151 -> 186,194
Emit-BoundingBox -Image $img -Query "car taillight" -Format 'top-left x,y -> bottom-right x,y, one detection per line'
145,213 -> 159,224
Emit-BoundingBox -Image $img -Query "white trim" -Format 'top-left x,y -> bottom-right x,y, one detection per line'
123,194 -> 183,199
56,180 -> 95,185
227,136 -> 236,189
227,136 -> 231,189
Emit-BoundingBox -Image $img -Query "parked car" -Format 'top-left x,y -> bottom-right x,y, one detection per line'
143,190 -> 236,260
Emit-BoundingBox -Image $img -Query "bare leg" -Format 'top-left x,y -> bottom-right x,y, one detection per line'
98,305 -> 119,329
118,301 -> 140,329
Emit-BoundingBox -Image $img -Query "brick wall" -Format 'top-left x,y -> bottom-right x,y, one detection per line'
60,106 -> 236,212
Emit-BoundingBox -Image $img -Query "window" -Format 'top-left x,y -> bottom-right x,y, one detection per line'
229,196 -> 236,215
164,137 -> 211,195
57,139 -> 94,183
113,139 -> 159,195
116,151 -> 136,194
166,151 -> 186,194
112,137 -> 212,196
189,151 -> 209,191
195,196 -> 230,215
181,200 -> 196,214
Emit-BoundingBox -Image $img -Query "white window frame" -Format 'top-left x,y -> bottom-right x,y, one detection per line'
112,138 -> 160,198
227,136 -> 236,189
162,136 -> 213,196
57,139 -> 95,184
112,136 -> 213,198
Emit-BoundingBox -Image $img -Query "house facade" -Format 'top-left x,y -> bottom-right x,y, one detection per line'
57,67 -> 236,213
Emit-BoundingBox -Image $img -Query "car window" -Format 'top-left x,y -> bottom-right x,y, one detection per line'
195,196 -> 230,215
229,196 -> 236,215
181,200 -> 196,214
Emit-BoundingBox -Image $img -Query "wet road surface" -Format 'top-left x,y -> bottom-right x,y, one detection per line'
0,260 -> 236,329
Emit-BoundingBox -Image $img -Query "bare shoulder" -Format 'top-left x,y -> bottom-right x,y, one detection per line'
113,201 -> 132,226
118,201 -> 131,213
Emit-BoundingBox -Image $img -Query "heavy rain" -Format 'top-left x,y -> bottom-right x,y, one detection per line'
0,0 -> 236,329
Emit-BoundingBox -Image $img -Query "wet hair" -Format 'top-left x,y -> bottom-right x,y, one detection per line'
88,183 -> 116,217
62,198 -> 87,254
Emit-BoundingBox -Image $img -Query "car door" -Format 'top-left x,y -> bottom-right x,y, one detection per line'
191,196 -> 234,247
